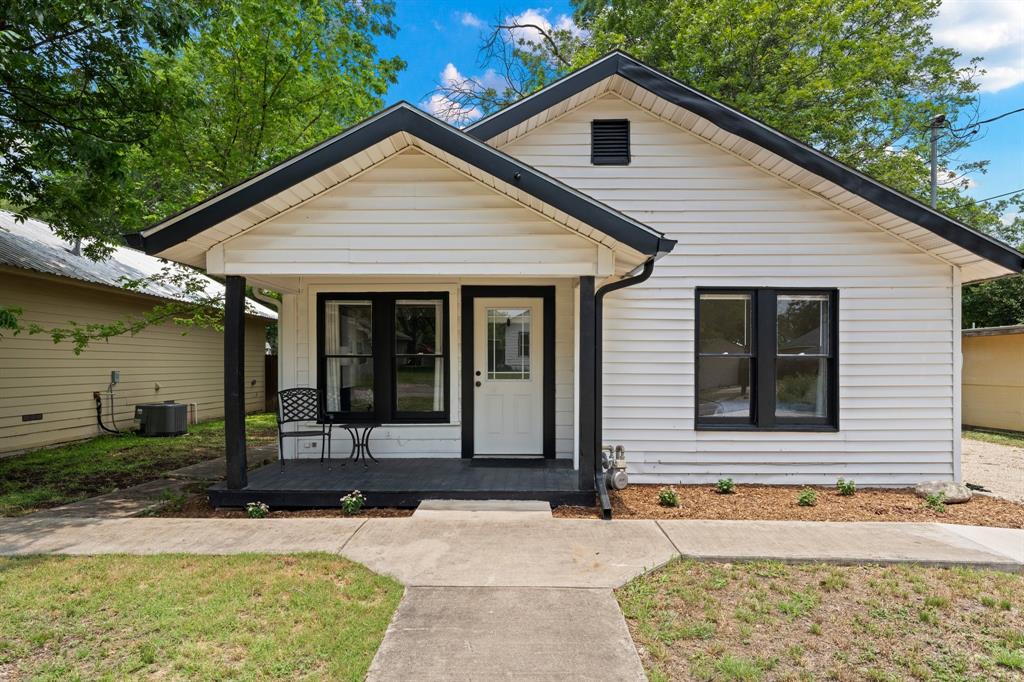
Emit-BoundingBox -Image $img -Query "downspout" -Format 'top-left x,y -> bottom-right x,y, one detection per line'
594,258 -> 656,519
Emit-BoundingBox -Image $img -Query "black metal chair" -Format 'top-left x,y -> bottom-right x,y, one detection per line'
276,388 -> 332,470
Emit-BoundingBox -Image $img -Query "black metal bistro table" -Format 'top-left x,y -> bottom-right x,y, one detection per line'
339,422 -> 381,465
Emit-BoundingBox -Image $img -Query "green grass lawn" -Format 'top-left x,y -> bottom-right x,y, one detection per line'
619,560 -> 1024,681
964,429 -> 1024,449
0,413 -> 277,516
0,553 -> 401,681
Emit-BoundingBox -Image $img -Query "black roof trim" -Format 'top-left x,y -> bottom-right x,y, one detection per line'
128,103 -> 674,258
467,52 -> 1024,274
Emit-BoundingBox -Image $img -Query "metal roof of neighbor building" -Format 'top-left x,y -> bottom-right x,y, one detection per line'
0,212 -> 276,319
962,324 -> 1024,337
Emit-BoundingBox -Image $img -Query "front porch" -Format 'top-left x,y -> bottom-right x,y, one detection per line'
208,457 -> 592,508
128,115 -> 672,511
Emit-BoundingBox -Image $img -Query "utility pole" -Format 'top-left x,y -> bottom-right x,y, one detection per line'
929,113 -> 946,208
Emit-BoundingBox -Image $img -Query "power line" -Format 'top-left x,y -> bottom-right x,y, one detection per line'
955,186 -> 1024,208
950,106 -> 1024,133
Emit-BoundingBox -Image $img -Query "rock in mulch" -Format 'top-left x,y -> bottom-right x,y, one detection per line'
914,480 -> 973,504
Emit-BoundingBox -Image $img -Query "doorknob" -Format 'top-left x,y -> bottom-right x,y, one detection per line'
475,381 -> 481,387
475,370 -> 481,376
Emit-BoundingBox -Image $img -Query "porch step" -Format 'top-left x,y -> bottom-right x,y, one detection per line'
413,499 -> 552,519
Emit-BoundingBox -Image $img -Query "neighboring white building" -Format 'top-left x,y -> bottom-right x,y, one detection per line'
126,53 -> 1023,508
0,213 -> 276,453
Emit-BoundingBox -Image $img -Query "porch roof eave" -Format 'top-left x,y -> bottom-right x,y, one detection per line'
124,103 -> 675,271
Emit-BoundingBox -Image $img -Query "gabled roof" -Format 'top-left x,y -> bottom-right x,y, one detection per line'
127,103 -> 675,259
468,51 -> 1024,276
1,212 -> 276,319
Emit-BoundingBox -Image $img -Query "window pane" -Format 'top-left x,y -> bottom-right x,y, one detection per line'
776,357 -> 827,418
487,307 -> 531,379
325,356 -> 374,413
395,300 -> 442,354
699,293 -> 751,354
395,356 -> 444,412
324,301 -> 372,355
777,294 -> 829,355
698,357 -> 751,418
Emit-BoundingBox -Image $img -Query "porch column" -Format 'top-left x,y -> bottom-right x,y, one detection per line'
225,275 -> 247,489
578,276 -> 596,490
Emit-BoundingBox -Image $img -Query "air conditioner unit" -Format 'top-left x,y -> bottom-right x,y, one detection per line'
135,401 -> 188,437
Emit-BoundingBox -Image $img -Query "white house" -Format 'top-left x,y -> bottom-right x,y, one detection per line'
126,53 -> 1024,512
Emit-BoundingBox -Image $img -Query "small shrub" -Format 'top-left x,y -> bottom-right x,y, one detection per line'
715,478 -> 736,494
658,487 -> 680,507
340,490 -> 365,516
924,492 -> 946,514
820,571 -> 849,592
836,478 -> 856,496
994,648 -> 1024,671
245,501 -> 270,519
797,488 -> 817,507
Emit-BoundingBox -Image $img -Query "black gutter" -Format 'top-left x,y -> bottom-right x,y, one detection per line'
468,52 -> 1024,274
127,104 -> 673,259
593,258 -> 656,520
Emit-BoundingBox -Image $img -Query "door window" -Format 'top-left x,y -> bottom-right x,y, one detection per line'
486,307 -> 531,380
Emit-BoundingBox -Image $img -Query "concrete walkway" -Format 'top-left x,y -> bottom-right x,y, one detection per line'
3,515 -> 1018,571
1,514 -> 1021,680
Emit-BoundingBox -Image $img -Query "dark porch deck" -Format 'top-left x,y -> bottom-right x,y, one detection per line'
208,458 -> 595,508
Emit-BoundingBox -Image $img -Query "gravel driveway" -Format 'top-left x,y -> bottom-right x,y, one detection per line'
962,437 -> 1024,504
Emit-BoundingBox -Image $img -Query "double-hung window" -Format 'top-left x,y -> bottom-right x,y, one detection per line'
697,288 -> 837,430
318,292 -> 449,423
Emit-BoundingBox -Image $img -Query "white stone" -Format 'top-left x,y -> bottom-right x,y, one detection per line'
914,480 -> 973,504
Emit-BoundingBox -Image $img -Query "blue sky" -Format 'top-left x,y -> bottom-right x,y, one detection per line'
377,0 -> 1023,211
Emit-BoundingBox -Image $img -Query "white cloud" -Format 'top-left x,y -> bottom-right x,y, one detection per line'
420,63 -> 483,124
459,12 -> 484,29
932,0 -> 1024,92
504,7 -> 585,46
440,62 -> 463,87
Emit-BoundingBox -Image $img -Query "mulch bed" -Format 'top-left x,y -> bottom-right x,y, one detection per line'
553,484 -> 1024,529
152,493 -> 413,518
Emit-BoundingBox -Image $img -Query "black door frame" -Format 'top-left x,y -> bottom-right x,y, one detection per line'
461,286 -> 556,458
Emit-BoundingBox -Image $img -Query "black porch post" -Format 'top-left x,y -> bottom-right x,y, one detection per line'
225,275 -> 247,489
578,276 -> 596,490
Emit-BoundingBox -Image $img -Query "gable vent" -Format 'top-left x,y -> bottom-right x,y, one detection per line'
591,119 -> 630,165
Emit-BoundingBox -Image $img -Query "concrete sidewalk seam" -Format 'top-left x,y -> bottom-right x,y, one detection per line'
654,519 -> 684,555
337,519 -> 367,553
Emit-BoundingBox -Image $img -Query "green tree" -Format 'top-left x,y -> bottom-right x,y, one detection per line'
0,0 -> 203,256
123,0 -> 403,226
2,0 -> 404,353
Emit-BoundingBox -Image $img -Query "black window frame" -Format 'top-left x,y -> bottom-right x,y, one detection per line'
317,292 -> 451,424
695,287 -> 839,431
590,119 -> 631,165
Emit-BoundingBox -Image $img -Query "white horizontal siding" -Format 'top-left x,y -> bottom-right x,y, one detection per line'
504,94 -> 958,486
280,277 -> 576,460
217,150 -> 606,277
0,272 -> 268,453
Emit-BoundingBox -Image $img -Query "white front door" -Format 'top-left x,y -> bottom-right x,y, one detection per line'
472,298 -> 544,455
